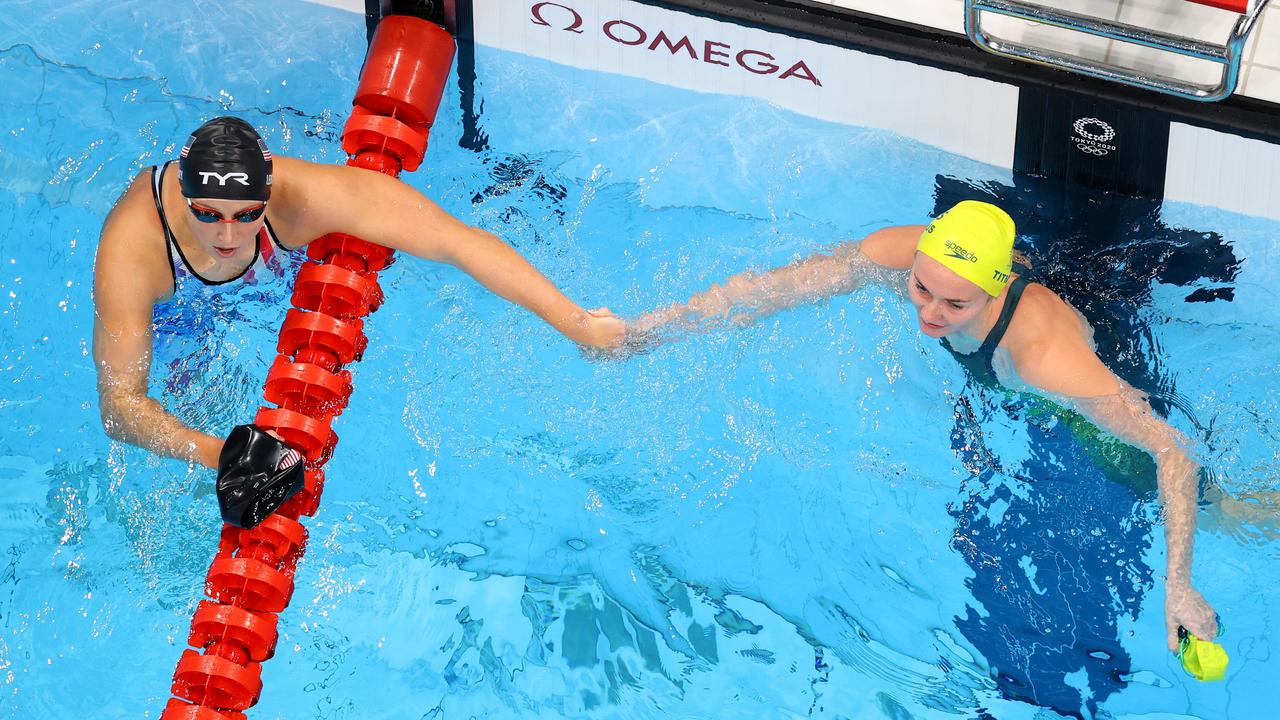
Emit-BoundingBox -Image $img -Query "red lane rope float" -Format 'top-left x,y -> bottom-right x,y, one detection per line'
160,15 -> 456,718
1187,0 -> 1249,12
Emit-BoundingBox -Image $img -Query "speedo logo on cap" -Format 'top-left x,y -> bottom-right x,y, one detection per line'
943,240 -> 978,263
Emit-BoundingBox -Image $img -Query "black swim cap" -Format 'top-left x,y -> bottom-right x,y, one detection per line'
179,116 -> 273,201
216,424 -> 304,529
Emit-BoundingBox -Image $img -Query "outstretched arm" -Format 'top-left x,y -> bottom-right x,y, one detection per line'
639,242 -> 868,328
93,184 -> 223,468
626,225 -> 921,347
276,158 -> 623,349
627,244 -> 895,349
1012,319 -> 1217,651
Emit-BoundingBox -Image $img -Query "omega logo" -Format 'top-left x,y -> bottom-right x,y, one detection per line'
530,2 -> 584,33
529,2 -> 822,86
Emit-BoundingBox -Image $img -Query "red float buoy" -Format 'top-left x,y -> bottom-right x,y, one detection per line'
354,16 -> 456,131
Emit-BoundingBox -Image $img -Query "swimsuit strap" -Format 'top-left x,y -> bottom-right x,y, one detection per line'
262,216 -> 285,251
977,274 -> 1031,357
150,162 -> 182,292
938,272 -> 1031,387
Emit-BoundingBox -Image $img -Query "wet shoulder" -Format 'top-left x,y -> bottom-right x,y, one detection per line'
860,224 -> 926,270
1003,281 -> 1090,353
97,169 -> 174,304
1002,281 -> 1120,397
262,156 -> 322,250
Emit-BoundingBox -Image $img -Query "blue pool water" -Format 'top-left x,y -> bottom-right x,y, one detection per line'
2,2 -> 1278,718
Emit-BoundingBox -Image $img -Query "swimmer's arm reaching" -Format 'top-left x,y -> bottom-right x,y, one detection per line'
626,226 -> 921,344
275,158 -> 624,349
1010,327 -> 1218,652
92,186 -> 224,468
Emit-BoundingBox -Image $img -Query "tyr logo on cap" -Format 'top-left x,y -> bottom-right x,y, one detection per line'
200,171 -> 251,187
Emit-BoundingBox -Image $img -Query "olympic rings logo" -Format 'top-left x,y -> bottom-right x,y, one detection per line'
1075,143 -> 1111,156
1073,118 -> 1116,142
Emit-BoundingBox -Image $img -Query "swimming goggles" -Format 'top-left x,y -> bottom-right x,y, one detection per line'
186,199 -> 268,224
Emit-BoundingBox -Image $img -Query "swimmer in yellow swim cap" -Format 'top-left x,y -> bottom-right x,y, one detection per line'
917,200 -> 1016,300
629,200 -> 1219,658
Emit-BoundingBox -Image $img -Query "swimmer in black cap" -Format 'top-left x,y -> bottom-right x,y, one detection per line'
93,116 -> 625,478
179,116 -> 273,204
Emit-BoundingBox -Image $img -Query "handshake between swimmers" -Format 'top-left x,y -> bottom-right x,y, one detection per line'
92,116 -> 1218,657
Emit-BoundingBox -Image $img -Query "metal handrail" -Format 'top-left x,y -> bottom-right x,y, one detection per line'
965,0 -> 1271,101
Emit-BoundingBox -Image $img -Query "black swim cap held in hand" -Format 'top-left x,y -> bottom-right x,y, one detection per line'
217,424 -> 305,529
179,116 -> 273,201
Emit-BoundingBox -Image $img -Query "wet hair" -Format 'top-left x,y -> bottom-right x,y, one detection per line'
178,116 -> 272,201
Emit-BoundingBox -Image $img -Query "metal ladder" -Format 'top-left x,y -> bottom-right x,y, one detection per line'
965,0 -> 1271,101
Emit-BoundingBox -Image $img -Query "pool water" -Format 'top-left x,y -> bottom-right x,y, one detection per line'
1,2 -> 1278,719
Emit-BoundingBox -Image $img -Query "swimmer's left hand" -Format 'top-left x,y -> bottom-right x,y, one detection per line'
1166,582 -> 1218,652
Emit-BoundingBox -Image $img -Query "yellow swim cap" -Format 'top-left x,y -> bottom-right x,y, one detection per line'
916,201 -> 1015,297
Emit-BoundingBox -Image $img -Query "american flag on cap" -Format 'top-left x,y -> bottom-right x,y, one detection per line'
278,447 -> 302,471
258,137 -> 273,161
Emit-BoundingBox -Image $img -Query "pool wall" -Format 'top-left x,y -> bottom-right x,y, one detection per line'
451,0 -> 1280,221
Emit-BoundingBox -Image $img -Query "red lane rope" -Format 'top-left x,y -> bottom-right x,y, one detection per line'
1186,0 -> 1250,13
161,16 -> 456,719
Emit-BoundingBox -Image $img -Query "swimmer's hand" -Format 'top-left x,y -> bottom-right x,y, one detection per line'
574,307 -> 627,350
618,292 -> 756,357
642,279 -> 761,331
1166,582 -> 1218,652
